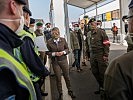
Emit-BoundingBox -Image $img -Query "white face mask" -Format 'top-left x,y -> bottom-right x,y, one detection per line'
46,28 -> 51,31
97,25 -> 101,28
125,33 -> 133,44
29,27 -> 35,33
39,27 -> 44,32
15,16 -> 24,34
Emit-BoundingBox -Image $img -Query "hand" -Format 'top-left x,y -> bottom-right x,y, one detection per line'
55,52 -> 64,56
103,56 -> 108,61
55,52 -> 60,56
58,52 -> 64,56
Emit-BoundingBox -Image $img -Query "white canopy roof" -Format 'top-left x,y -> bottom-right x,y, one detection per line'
66,0 -> 103,9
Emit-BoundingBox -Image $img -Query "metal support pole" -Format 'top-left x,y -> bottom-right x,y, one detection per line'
119,0 -> 123,35
49,0 -> 54,28
96,3 -> 98,20
84,9 -> 86,16
64,0 -> 70,48
64,0 -> 72,66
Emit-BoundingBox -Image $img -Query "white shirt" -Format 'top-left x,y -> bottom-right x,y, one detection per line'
52,38 -> 66,56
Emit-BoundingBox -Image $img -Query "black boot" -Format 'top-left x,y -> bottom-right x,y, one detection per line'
68,91 -> 76,98
58,93 -> 63,100
41,91 -> 48,96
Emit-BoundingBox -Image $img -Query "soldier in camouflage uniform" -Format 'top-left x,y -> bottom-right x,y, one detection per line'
86,18 -> 110,94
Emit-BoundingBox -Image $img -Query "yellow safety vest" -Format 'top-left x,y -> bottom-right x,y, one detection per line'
0,49 -> 37,100
14,30 -> 40,82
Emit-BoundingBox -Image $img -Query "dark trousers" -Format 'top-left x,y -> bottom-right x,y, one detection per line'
52,59 -> 72,94
33,82 -> 42,100
90,54 -> 108,88
72,49 -> 81,69
38,77 -> 45,92
113,33 -> 118,43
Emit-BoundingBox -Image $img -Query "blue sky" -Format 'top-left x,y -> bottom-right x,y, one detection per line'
29,0 -> 83,23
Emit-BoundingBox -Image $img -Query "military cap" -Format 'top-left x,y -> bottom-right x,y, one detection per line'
15,0 -> 26,5
45,23 -> 51,26
23,6 -> 32,16
73,23 -> 79,27
129,0 -> 133,9
36,22 -> 43,26
88,18 -> 96,23
30,18 -> 35,24
122,15 -> 128,21
97,20 -> 102,23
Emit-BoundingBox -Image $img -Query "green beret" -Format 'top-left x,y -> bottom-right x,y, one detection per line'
36,22 -> 43,26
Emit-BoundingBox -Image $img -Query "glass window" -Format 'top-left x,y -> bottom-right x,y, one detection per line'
106,12 -> 112,21
96,14 -> 103,21
112,9 -> 120,20
102,13 -> 106,21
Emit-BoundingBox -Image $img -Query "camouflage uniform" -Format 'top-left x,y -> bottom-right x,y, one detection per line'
86,28 -> 110,88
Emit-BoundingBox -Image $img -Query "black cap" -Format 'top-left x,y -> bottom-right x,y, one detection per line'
97,20 -> 102,23
122,15 -> 128,21
15,0 -> 26,5
30,18 -> 35,24
129,0 -> 133,9
88,18 -> 96,23
23,6 -> 32,16
45,23 -> 51,26
84,15 -> 88,19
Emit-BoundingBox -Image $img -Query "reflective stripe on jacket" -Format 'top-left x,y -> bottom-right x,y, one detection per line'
14,30 -> 40,82
0,49 -> 36,100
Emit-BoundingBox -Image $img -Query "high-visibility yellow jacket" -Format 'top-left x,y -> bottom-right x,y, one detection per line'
0,49 -> 37,100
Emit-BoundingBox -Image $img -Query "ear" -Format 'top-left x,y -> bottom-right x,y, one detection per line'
25,13 -> 29,20
9,0 -> 17,15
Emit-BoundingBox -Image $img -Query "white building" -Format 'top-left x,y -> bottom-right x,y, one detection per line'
80,0 -> 131,31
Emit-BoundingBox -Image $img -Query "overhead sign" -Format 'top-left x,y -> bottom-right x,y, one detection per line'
106,12 -> 112,21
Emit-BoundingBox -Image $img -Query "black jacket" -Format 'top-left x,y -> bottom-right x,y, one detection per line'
44,30 -> 52,41
20,25 -> 50,77
0,23 -> 29,99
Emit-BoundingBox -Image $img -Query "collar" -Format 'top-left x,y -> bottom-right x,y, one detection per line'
53,38 -> 60,43
0,23 -> 23,48
24,24 -> 33,35
24,25 -> 29,32
91,28 -> 98,34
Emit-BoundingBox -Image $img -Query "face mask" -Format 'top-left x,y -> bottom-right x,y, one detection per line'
74,27 -> 79,31
125,33 -> 133,44
29,27 -> 35,33
97,25 -> 101,28
46,28 -> 51,31
15,16 -> 24,34
39,27 -> 44,33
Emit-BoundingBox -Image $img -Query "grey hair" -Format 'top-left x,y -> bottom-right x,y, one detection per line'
51,27 -> 60,32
